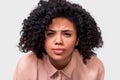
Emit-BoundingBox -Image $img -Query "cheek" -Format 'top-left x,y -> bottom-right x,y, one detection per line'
64,38 -> 77,48
44,40 -> 51,49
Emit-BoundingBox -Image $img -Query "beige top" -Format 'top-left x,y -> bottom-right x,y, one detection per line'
13,50 -> 104,80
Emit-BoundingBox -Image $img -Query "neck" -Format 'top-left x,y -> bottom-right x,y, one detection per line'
49,55 -> 72,70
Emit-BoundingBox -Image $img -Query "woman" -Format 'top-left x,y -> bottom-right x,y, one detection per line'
14,0 -> 104,80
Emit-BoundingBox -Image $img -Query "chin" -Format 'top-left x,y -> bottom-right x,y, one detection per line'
51,55 -> 65,61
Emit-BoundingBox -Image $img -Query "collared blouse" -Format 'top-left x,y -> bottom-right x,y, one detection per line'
13,49 -> 104,80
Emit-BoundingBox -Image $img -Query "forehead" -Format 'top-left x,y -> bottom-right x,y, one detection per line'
47,17 -> 76,30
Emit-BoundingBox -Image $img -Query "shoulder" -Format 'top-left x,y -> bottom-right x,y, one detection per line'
87,55 -> 104,71
87,55 -> 105,79
74,50 -> 104,72
75,51 -> 104,72
72,50 -> 105,79
14,52 -> 38,79
17,51 -> 38,69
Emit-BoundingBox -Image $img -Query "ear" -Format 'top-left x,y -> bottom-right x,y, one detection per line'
75,38 -> 79,46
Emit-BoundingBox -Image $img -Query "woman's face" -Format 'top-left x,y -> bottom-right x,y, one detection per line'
45,17 -> 79,62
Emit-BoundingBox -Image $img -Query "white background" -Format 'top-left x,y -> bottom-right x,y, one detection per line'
0,0 -> 120,80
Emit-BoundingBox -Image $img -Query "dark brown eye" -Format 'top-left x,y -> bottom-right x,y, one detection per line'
64,33 -> 71,37
46,30 -> 55,37
47,32 -> 54,36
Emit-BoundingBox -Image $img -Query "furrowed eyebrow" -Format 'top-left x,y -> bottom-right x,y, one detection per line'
46,29 -> 73,32
46,29 -> 55,32
62,30 -> 73,33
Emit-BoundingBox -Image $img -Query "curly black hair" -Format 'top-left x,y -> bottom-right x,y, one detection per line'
18,0 -> 103,64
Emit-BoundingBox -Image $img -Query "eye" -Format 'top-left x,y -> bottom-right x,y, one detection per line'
64,33 -> 71,37
46,32 -> 54,36
47,32 -> 54,35
46,30 -> 55,37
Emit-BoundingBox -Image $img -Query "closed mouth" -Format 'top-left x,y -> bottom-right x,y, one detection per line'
52,48 -> 65,54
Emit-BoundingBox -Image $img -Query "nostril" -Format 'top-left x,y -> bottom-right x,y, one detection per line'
55,38 -> 63,45
55,42 -> 63,45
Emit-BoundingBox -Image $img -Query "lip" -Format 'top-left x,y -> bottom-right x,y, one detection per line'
52,48 -> 65,55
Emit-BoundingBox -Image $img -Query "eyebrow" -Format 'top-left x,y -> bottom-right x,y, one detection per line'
46,29 -> 73,32
63,29 -> 73,32
46,29 -> 55,32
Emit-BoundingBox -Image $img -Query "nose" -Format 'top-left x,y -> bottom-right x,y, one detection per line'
55,34 -> 63,45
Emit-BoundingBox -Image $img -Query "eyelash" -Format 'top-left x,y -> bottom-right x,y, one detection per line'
47,32 -> 54,36
64,33 -> 71,37
46,32 -> 71,37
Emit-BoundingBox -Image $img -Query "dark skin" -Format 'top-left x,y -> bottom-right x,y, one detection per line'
44,17 -> 79,70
